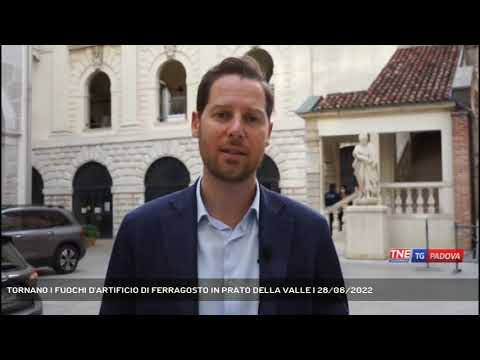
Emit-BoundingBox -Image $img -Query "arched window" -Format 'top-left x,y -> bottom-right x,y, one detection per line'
32,167 -> 44,205
89,71 -> 111,129
158,60 -> 187,122
257,155 -> 280,193
72,162 -> 113,238
145,157 -> 190,202
246,48 -> 274,83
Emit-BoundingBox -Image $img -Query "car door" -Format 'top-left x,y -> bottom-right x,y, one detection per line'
1,211 -> 30,256
8,210 -> 55,265
44,209 -> 74,246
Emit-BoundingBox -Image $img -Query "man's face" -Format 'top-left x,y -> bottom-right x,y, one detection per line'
192,75 -> 273,183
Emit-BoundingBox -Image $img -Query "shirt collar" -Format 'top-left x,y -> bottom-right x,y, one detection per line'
196,176 -> 260,224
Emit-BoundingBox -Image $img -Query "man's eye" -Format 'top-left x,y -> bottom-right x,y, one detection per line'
246,115 -> 259,123
215,112 -> 228,119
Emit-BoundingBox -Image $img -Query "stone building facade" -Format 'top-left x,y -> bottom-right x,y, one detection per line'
30,45 -> 399,237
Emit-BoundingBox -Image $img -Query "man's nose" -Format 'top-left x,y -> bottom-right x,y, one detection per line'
227,114 -> 245,138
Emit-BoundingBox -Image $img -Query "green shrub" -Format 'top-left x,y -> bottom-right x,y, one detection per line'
83,225 -> 98,238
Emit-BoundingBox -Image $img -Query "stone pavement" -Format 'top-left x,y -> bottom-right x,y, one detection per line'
334,240 -> 478,315
37,239 -> 114,315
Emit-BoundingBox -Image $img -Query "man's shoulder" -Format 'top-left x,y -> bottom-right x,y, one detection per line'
264,188 -> 327,225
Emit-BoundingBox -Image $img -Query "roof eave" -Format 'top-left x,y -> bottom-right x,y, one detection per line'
310,101 -> 457,118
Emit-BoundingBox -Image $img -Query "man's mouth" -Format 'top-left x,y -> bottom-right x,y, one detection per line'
220,147 -> 247,156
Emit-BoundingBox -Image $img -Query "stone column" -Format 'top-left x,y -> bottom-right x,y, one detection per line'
370,132 -> 380,173
304,119 -> 324,212
379,133 -> 396,183
440,119 -> 454,215
121,45 -> 139,128
51,45 -> 70,134
17,45 -> 32,205
379,133 -> 396,209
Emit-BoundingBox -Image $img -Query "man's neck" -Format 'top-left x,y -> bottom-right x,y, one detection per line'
200,169 -> 257,229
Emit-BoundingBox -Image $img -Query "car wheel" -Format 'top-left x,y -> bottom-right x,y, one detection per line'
53,244 -> 79,274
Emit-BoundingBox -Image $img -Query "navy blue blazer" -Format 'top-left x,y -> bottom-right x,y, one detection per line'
99,180 -> 349,315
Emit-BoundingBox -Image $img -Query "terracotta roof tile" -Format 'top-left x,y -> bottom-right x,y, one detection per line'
314,45 -> 461,111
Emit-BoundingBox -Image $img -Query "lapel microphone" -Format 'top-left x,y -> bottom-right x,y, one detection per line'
258,246 -> 272,264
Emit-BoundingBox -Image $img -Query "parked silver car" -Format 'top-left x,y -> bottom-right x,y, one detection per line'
2,235 -> 43,315
1,206 -> 87,274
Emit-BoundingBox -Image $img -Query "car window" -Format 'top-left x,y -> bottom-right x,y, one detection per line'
2,240 -> 28,271
22,210 -> 52,230
46,211 -> 72,227
1,212 -> 23,232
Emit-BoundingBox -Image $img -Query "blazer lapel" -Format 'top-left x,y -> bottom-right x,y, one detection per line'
162,180 -> 199,315
258,187 -> 294,315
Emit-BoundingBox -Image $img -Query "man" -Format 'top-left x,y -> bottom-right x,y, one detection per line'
324,184 -> 341,234
99,56 -> 348,315
338,185 -> 351,232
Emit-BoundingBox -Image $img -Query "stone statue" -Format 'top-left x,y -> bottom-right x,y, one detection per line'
352,132 -> 379,203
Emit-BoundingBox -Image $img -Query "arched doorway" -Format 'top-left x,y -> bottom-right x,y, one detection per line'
32,167 -> 44,205
72,162 -> 113,238
145,157 -> 190,202
257,155 -> 280,193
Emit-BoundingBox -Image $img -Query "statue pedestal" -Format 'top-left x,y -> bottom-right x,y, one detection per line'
354,197 -> 380,206
344,205 -> 389,259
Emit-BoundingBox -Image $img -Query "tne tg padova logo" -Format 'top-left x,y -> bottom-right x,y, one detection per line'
389,248 -> 464,263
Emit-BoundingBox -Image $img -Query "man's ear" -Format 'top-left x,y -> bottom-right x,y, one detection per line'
266,120 -> 273,145
192,111 -> 200,138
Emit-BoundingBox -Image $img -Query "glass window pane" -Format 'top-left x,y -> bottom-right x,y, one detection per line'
1,212 -> 23,232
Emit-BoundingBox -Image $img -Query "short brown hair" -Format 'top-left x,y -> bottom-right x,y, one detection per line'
196,56 -> 274,119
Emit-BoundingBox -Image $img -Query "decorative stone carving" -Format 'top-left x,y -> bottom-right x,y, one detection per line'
164,45 -> 177,59
353,132 -> 379,204
92,45 -> 104,68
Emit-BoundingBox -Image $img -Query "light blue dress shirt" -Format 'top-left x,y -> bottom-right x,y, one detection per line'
197,177 -> 260,315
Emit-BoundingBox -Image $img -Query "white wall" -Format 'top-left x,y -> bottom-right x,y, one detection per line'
396,132 -> 410,162
388,216 -> 455,249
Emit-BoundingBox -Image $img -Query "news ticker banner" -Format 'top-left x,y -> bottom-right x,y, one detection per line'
3,279 -> 478,301
389,248 -> 465,263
